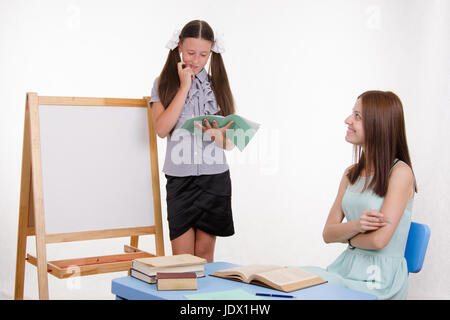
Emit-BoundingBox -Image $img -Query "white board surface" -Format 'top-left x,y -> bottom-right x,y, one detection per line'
38,105 -> 154,234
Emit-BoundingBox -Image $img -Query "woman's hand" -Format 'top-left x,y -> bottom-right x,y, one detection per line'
355,209 -> 388,233
177,61 -> 194,91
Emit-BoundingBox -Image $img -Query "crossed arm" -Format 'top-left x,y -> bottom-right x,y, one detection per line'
322,163 -> 414,250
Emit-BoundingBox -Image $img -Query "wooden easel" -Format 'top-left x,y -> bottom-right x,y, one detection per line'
14,93 -> 165,299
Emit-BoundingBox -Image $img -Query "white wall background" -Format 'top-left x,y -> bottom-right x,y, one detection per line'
1,0 -> 449,299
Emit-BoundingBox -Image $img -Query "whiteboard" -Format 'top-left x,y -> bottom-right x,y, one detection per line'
38,105 -> 154,234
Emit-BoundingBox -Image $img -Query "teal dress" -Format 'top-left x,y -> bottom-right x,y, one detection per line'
303,173 -> 413,300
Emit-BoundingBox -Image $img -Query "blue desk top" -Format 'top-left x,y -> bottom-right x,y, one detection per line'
111,262 -> 377,300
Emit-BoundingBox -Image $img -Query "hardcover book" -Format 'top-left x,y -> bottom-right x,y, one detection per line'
156,272 -> 197,291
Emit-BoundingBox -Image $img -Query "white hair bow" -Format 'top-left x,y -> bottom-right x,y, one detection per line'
212,31 -> 225,54
165,29 -> 181,50
165,29 -> 226,54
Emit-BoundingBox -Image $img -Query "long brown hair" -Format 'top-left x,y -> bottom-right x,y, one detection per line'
158,20 -> 235,116
347,90 -> 417,197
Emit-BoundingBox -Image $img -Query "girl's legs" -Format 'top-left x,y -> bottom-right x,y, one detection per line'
194,229 -> 216,263
171,228 -> 195,255
170,228 -> 216,263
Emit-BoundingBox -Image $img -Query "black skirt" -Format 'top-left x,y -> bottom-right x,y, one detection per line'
165,170 -> 234,241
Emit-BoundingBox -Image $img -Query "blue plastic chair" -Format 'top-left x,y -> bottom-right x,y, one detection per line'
404,222 -> 431,273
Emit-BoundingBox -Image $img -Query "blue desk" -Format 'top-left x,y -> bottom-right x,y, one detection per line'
111,262 -> 377,300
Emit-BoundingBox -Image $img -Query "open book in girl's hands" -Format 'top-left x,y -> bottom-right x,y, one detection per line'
180,114 -> 260,151
211,264 -> 327,293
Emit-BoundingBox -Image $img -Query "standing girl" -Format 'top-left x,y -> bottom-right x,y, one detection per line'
303,90 -> 417,299
149,20 -> 236,262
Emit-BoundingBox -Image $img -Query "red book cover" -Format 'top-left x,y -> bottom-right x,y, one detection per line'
156,272 -> 197,280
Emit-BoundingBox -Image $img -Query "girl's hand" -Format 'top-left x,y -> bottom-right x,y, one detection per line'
201,119 -> 234,140
195,119 -> 234,149
356,209 -> 387,233
177,61 -> 194,90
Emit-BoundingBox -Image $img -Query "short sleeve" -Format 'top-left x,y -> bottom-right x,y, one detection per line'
149,77 -> 160,107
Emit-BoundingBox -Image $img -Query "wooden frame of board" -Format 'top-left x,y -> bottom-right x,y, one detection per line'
14,93 -> 165,300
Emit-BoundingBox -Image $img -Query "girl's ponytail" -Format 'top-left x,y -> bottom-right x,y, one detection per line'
158,49 -> 181,109
209,52 -> 235,116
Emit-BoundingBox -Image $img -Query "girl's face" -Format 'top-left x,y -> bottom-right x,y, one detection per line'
345,98 -> 365,146
178,37 -> 212,74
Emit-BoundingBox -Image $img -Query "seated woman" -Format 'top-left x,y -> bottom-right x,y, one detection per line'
303,90 -> 417,300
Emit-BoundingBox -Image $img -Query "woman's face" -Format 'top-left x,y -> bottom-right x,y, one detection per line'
345,98 -> 365,146
178,37 -> 212,74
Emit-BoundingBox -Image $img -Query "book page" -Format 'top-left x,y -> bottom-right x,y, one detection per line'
136,254 -> 206,268
255,267 -> 318,286
135,264 -> 204,275
214,264 -> 281,281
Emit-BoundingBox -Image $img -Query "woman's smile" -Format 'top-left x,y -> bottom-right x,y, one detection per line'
346,127 -> 356,134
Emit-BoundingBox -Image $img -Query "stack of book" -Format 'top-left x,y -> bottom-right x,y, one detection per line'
130,254 -> 206,285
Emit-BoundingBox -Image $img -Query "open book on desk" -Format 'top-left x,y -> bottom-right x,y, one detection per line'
211,264 -> 327,293
180,114 -> 260,151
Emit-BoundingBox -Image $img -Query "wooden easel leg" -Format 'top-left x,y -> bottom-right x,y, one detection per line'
145,97 -> 165,257
15,95 -> 33,300
14,215 -> 28,300
28,92 -> 49,300
35,234 -> 49,299
130,236 -> 139,248
128,236 -> 139,275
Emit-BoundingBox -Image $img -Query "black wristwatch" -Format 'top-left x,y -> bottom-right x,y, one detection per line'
348,237 -> 355,250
